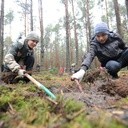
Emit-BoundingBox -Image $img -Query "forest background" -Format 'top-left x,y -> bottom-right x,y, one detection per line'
0,0 -> 128,73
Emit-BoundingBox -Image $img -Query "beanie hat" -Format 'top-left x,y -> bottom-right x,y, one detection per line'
94,22 -> 109,35
25,31 -> 39,42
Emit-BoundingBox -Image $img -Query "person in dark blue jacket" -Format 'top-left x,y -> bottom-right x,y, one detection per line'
71,22 -> 128,81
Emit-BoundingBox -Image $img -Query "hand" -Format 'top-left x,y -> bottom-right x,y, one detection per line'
99,66 -> 105,71
71,69 -> 85,81
18,69 -> 26,77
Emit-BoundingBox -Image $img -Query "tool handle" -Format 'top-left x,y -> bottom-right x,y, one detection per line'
24,73 -> 56,99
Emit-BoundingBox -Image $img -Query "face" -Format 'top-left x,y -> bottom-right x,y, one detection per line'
96,33 -> 108,44
27,40 -> 38,49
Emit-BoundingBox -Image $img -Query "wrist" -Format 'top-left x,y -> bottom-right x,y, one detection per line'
81,66 -> 87,71
79,69 -> 85,75
12,66 -> 21,72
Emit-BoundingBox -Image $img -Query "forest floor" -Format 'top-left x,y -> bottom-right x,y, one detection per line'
0,69 -> 128,128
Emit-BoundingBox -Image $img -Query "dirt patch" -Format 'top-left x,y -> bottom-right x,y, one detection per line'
50,69 -> 128,126
51,70 -> 127,105
54,80 -> 122,109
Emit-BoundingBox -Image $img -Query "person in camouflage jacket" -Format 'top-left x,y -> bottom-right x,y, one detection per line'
71,22 -> 128,81
1,31 -> 39,84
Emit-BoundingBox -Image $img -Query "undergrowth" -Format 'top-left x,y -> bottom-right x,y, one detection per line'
0,71 -> 127,128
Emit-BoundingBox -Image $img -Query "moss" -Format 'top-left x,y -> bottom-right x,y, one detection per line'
64,99 -> 84,114
0,71 -> 128,127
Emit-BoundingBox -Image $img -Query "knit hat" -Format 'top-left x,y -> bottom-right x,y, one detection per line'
94,22 -> 109,35
25,31 -> 39,42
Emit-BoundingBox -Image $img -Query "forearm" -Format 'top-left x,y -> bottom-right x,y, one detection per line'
4,54 -> 20,72
81,53 -> 95,71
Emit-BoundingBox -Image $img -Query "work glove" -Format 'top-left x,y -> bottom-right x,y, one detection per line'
71,69 -> 85,82
18,69 -> 26,77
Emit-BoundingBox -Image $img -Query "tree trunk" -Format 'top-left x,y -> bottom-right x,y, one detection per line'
64,0 -> 70,72
30,0 -> 33,31
126,0 -> 128,19
24,0 -> 27,36
105,0 -> 109,28
54,41 -> 60,68
86,0 -> 91,41
113,0 -> 122,37
0,0 -> 4,72
71,0 -> 79,66
84,0 -> 91,52
38,0 -> 44,68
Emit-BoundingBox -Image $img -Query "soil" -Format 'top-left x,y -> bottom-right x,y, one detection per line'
49,69 -> 128,126
0,69 -> 128,126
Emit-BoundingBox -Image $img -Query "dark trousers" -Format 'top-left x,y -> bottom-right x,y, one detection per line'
2,55 -> 35,84
24,55 -> 35,71
105,49 -> 128,78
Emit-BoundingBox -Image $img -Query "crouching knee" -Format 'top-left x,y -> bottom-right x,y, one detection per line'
105,60 -> 121,77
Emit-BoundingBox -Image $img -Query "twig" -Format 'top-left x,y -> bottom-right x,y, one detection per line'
66,108 -> 86,120
75,79 -> 83,93
63,86 -> 74,92
8,102 -> 16,115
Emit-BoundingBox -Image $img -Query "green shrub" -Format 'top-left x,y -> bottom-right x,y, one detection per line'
49,68 -> 58,75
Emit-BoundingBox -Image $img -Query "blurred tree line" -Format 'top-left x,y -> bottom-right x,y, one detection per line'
0,0 -> 128,73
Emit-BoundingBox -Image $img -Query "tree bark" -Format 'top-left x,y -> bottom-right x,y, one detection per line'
105,0 -> 109,28
64,0 -> 70,72
126,0 -> 128,19
38,0 -> 44,68
71,0 -> 79,66
0,0 -> 4,72
30,0 -> 33,31
113,0 -> 122,37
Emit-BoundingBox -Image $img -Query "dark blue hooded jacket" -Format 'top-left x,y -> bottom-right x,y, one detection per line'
81,32 -> 127,70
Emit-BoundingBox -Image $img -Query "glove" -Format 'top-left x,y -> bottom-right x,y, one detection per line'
18,69 -> 26,77
71,69 -> 85,81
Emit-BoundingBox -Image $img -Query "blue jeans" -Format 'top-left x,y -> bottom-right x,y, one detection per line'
105,49 -> 128,78
105,60 -> 121,78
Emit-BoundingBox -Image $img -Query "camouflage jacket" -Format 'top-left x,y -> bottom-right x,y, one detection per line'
4,38 -> 34,72
81,32 -> 127,70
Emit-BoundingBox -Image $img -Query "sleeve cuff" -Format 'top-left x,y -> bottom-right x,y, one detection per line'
12,66 -> 20,72
81,65 -> 88,71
